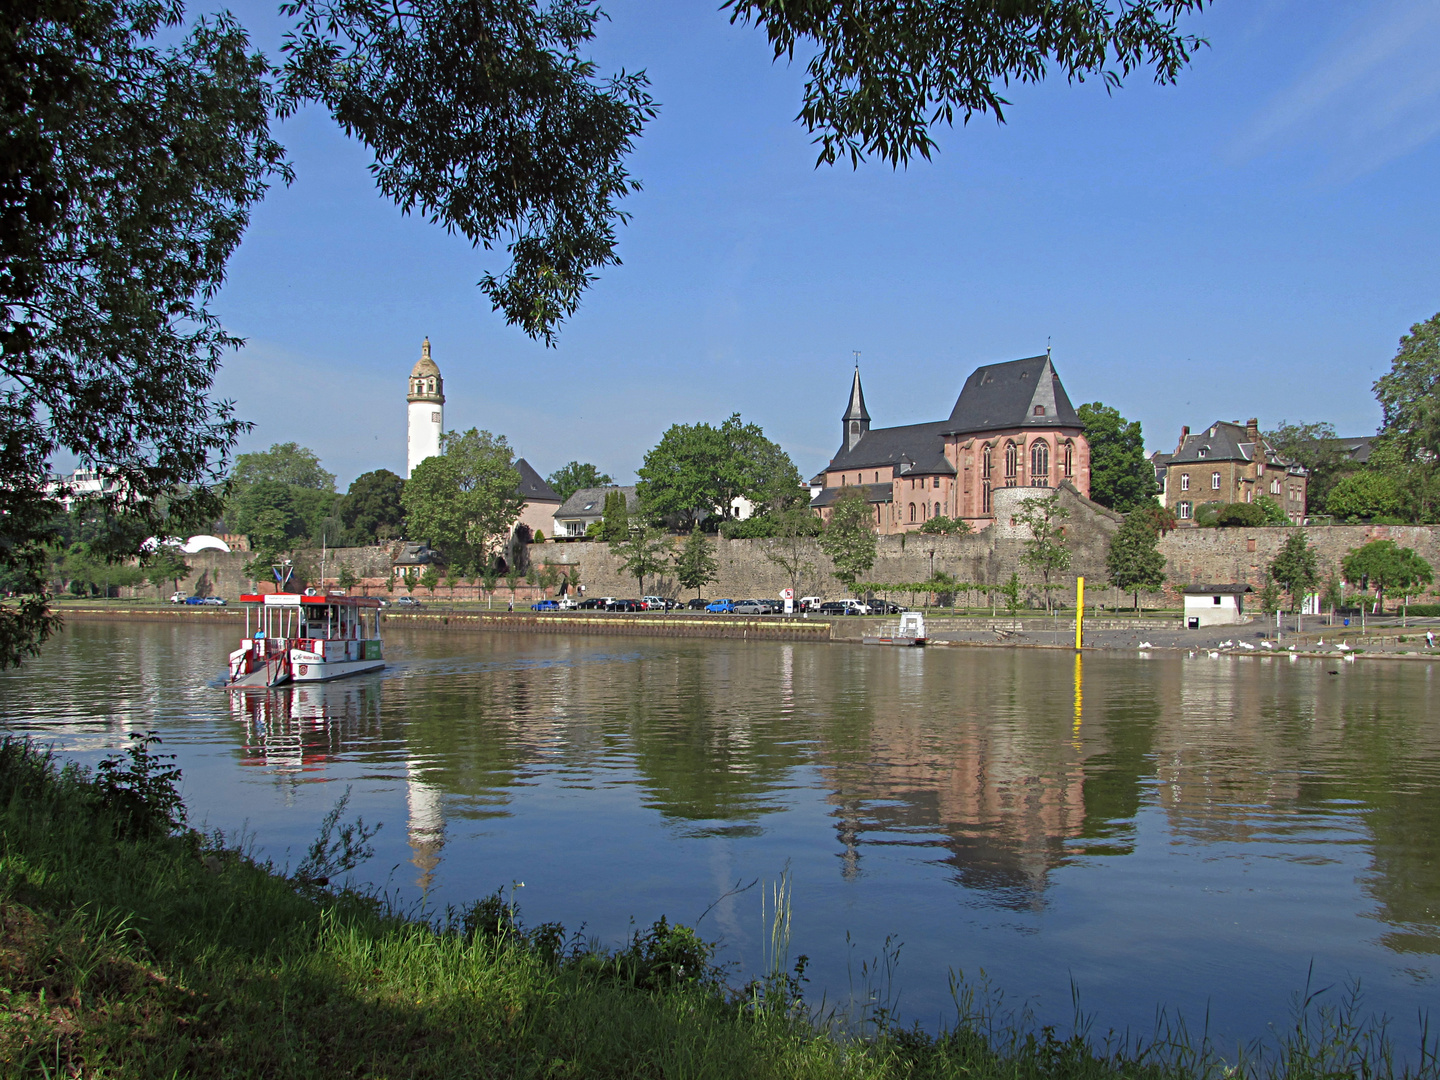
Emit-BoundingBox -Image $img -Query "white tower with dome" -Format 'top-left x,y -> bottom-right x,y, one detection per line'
406,338 -> 445,478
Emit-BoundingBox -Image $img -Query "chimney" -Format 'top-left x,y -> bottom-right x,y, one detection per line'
1245,418 -> 1260,442
1177,425 -> 1189,454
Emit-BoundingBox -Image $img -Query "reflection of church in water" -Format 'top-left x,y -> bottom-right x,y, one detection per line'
232,683 -> 447,891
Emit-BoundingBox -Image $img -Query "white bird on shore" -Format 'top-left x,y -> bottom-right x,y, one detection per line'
1336,642 -> 1350,651
1220,639 -> 1234,648
1261,641 -> 1273,650
1138,641 -> 1153,650
1208,650 -> 1221,659
1240,642 -> 1255,650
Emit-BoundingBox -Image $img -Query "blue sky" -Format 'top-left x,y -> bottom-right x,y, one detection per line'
208,0 -> 1440,489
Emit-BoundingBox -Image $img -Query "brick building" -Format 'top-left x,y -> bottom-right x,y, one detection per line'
810,354 -> 1091,533
1151,419 -> 1307,524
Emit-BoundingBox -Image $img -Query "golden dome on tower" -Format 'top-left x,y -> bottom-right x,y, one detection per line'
407,338 -> 444,404
410,337 -> 441,379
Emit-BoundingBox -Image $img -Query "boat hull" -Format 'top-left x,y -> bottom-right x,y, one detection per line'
290,657 -> 385,682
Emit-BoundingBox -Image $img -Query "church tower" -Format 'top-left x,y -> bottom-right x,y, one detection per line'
406,338 -> 445,478
842,361 -> 870,453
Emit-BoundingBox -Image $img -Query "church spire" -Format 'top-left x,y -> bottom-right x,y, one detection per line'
842,360 -> 870,452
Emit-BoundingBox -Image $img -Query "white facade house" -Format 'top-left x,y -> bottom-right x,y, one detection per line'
1183,585 -> 1253,628
406,338 -> 444,478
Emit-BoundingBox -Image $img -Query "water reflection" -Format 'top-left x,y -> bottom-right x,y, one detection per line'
2,620 -> 1438,1043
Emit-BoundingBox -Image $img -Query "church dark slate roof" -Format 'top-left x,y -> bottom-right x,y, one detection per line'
515,458 -> 561,503
825,420 -> 955,475
942,355 -> 1080,435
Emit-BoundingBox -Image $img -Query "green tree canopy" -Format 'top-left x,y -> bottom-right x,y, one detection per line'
673,525 -> 718,598
613,525 -> 672,597
1326,470 -> 1407,523
1341,539 -> 1429,614
340,469 -> 406,543
818,488 -> 876,591
1077,402 -> 1156,512
546,462 -> 613,503
1373,313 -> 1440,466
917,515 -> 972,536
1268,532 -> 1319,613
1106,513 -> 1166,610
600,489 -> 630,542
229,442 -> 335,493
637,414 -> 801,527
1016,492 -> 1072,611
402,429 -> 523,574
1263,421 -> 1350,512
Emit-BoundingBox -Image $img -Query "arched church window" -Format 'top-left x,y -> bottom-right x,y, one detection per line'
935,503 -> 941,519
1031,441 -> 1050,487
982,482 -> 992,514
981,445 -> 992,479
1062,441 -> 1074,478
1004,442 -> 1019,484
909,503 -> 916,523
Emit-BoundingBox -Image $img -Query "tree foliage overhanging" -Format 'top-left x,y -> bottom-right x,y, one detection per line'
1076,402 -> 1155,513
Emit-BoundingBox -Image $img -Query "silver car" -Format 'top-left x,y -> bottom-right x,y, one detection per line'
733,599 -> 767,614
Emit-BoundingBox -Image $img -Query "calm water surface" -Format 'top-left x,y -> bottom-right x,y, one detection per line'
3,619 -> 1438,1048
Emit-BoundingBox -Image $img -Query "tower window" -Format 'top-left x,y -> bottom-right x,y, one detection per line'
1211,472 -> 1221,489
1033,405 -> 1045,416
431,411 -> 440,423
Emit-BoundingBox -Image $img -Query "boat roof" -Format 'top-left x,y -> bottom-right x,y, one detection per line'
238,592 -> 383,608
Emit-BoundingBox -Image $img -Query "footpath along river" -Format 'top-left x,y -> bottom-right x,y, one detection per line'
3,618 -> 1438,1053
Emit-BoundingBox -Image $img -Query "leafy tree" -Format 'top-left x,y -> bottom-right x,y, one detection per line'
1258,579 -> 1281,615
1253,495 -> 1289,526
1192,501 -> 1222,528
546,462 -> 613,503
341,469 -> 406,543
673,525 -> 718,599
1341,539 -> 1428,614
1077,402 -> 1156,512
1134,504 -> 1179,536
918,515 -> 972,536
144,546 -> 191,597
231,481 -> 301,550
1209,501 -> 1286,528
600,489 -> 631,542
759,507 -> 822,599
229,442 -> 335,497
419,566 -> 441,596
1264,421 -> 1349,512
1373,313 -> 1440,466
1106,513 -> 1166,611
818,487 -> 876,591
1000,572 -> 1023,616
1326,470 -> 1407,523
637,414 -> 800,527
402,429 -> 523,575
1016,492 -> 1071,612
336,563 -> 358,590
1268,532 -> 1319,613
613,525 -> 672,597
731,1 -> 1207,167
1322,572 -> 1345,618
1393,549 -> 1434,620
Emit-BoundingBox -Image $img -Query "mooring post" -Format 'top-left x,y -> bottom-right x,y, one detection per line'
1075,576 -> 1085,650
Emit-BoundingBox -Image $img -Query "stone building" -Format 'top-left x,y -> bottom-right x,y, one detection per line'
1152,419 -> 1307,525
810,354 -> 1091,533
552,486 -> 639,539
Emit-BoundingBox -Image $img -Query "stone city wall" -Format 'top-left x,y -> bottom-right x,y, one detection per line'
129,498 -> 1440,606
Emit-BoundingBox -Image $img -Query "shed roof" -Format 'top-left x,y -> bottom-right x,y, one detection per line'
1181,584 -> 1254,595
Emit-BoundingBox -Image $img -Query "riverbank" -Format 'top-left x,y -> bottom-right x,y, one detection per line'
3,736 -> 1430,1080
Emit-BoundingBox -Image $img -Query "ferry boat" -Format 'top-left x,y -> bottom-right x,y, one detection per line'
227,593 -> 385,687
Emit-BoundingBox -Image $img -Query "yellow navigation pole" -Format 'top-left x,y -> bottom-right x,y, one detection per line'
1074,576 -> 1085,650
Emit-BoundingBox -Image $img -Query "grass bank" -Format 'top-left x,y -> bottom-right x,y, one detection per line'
1,738 -> 1433,1079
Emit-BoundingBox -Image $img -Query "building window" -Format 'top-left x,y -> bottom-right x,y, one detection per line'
1246,490 -> 1253,503
1030,441 -> 1050,487
982,482 -> 992,513
1062,441 -> 1074,478
1213,595 -> 1222,605
1211,472 -> 1221,490
1180,474 -> 1190,491
874,472 -> 879,482
1004,442 -> 1019,483
1033,405 -> 1046,416
1271,479 -> 1281,495
909,503 -> 916,522
935,502 -> 942,519
1179,501 -> 1192,519
981,445 -> 992,479
1198,448 -> 1208,458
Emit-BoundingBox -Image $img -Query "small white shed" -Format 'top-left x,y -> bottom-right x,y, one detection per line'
1183,584 -> 1253,628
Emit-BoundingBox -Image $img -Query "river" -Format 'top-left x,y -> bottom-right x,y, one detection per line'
3,618 -> 1437,1052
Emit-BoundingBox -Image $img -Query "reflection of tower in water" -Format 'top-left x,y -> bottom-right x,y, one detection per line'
406,759 -> 446,892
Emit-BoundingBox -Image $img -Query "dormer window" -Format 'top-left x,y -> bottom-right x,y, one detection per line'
1197,448 -> 1208,458
1033,405 -> 1045,416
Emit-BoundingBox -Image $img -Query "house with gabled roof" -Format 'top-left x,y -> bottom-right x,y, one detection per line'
810,354 -> 1091,532
1158,419 -> 1307,524
552,485 -> 639,539
514,458 -> 562,540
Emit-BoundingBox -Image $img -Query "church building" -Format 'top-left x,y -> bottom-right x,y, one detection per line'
810,354 -> 1091,532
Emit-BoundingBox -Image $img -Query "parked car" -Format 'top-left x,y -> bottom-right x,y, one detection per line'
869,600 -> 907,615
817,600 -> 869,615
556,597 -> 577,610
531,599 -> 559,611
169,592 -> 186,604
576,598 -> 606,609
798,596 -> 823,612
183,595 -> 207,605
393,596 -> 422,608
732,599 -> 766,614
641,595 -> 669,611
201,596 -> 226,606
608,598 -> 644,612
685,598 -> 710,610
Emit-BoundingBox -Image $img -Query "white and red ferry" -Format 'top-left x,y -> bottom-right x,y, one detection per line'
227,593 -> 385,687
